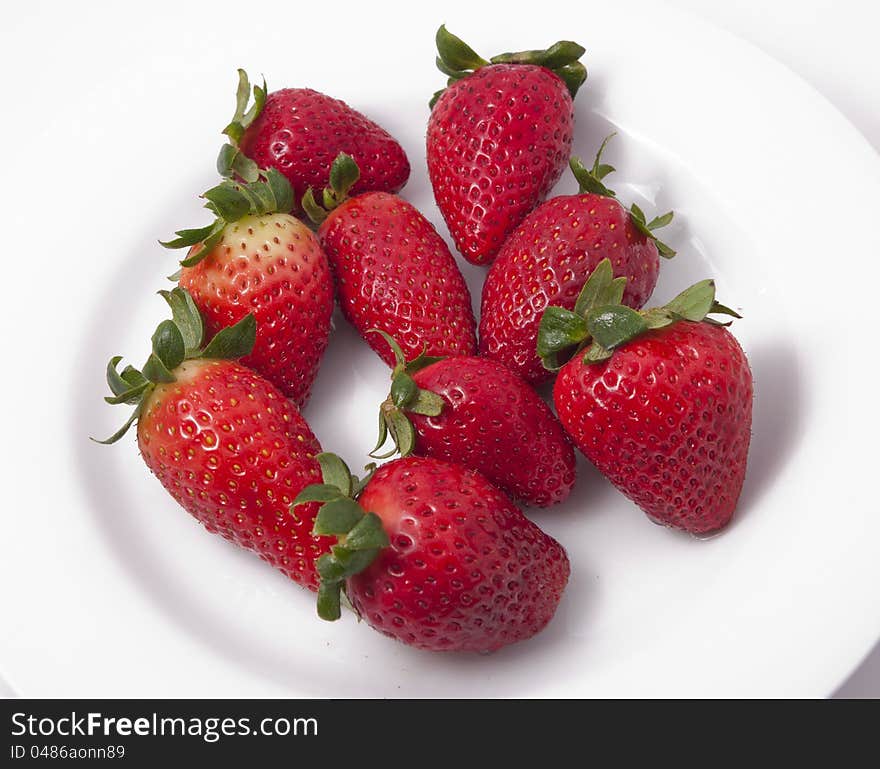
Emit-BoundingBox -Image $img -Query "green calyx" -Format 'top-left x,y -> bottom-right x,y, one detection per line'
570,134 -> 676,258
368,331 -> 445,460
301,152 -> 361,225
430,25 -> 587,109
291,453 -> 388,621
629,204 -> 676,259
216,69 -> 267,183
569,134 -> 617,198
536,258 -> 741,369
94,288 -> 256,445
160,71 -> 291,268
159,166 -> 294,267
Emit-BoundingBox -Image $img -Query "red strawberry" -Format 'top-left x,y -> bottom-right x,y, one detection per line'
294,455 -> 570,652
216,70 -> 409,205
162,167 -> 333,407
304,154 -> 477,366
97,289 -> 332,590
370,333 -> 575,507
426,26 -> 587,265
480,136 -> 675,384
537,262 -> 753,534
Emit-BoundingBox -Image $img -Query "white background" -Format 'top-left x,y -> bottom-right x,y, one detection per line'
1,0 -> 878,698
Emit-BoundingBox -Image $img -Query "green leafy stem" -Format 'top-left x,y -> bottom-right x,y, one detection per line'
216,69 -> 267,182
569,133 -> 676,258
367,330 -> 446,460
431,25 -> 588,108
159,167 -> 294,268
291,454 -> 388,621
537,259 -> 741,370
94,288 -> 256,444
301,153 -> 361,225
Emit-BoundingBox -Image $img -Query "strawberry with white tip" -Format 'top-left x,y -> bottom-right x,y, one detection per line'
161,165 -> 333,407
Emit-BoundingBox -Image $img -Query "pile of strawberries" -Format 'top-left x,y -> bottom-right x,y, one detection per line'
99,27 -> 753,654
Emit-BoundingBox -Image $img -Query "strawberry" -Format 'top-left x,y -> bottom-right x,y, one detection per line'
96,289 -> 334,590
370,332 -> 575,508
426,26 -> 587,266
537,261 -> 752,534
480,135 -> 675,384
161,167 -> 333,407
293,455 -> 570,652
216,70 -> 409,206
304,154 -> 477,367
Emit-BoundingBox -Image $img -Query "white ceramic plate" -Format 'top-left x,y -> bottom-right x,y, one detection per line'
3,0 -> 879,697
